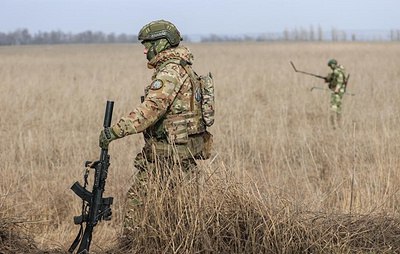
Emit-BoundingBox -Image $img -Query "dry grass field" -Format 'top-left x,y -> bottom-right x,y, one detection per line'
1,42 -> 400,253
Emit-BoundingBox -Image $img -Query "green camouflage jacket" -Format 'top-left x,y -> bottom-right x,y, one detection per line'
112,46 -> 205,141
326,65 -> 346,92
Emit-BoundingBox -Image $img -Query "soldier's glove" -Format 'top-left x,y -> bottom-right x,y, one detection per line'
99,127 -> 119,149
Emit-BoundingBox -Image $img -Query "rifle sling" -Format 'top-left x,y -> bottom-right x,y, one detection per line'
68,224 -> 83,253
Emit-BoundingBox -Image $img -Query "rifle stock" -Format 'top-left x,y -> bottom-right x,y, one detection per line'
69,101 -> 114,254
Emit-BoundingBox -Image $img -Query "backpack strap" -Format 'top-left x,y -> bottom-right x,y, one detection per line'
157,58 -> 199,112
179,60 -> 200,111
157,58 -> 180,70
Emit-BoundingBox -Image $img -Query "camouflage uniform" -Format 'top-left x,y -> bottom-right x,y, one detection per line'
112,45 -> 212,170
325,59 -> 346,127
100,20 -> 213,238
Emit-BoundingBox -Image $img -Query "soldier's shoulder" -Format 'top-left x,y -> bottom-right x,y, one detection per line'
154,68 -> 180,85
157,60 -> 186,82
337,65 -> 345,71
158,59 -> 182,73
334,66 -> 345,74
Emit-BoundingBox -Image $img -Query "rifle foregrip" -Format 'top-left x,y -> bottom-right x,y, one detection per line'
103,101 -> 114,128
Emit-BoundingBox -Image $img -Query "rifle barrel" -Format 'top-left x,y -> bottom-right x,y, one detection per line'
103,101 -> 114,128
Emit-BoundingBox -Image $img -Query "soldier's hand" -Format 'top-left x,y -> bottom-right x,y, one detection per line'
99,127 -> 118,149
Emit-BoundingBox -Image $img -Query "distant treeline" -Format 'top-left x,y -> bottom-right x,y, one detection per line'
200,27 -> 400,42
0,29 -> 137,46
1,28 -> 400,46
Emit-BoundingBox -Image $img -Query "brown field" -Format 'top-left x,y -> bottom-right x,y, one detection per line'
1,42 -> 400,253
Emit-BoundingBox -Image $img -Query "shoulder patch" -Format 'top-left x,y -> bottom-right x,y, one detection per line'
150,79 -> 164,90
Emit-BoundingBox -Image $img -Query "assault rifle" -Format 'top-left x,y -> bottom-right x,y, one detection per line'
69,101 -> 114,254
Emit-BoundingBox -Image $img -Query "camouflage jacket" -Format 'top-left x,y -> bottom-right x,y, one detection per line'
112,46 -> 205,141
326,65 -> 346,91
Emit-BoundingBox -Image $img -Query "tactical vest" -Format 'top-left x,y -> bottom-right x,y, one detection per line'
145,59 -> 206,144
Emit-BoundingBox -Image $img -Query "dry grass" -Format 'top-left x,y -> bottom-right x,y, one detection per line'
1,42 -> 400,253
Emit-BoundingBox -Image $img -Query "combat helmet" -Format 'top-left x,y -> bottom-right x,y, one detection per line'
327,59 -> 338,68
138,20 -> 182,60
138,20 -> 182,46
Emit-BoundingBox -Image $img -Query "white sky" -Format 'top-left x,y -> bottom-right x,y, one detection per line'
1,0 -> 399,35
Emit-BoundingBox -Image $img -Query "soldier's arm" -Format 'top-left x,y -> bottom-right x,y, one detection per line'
325,73 -> 333,83
111,68 -> 182,137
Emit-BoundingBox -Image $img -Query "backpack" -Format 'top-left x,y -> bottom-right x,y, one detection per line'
178,60 -> 215,127
198,72 -> 215,127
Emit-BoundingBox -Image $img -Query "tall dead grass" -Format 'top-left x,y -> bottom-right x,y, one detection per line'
1,42 -> 400,253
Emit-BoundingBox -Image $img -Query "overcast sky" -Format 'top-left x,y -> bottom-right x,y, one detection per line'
1,0 -> 399,36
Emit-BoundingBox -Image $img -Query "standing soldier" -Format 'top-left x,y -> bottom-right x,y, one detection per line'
325,59 -> 347,128
98,20 -> 214,240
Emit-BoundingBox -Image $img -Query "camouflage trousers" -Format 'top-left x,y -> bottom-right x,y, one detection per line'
121,133 -> 212,238
329,88 -> 345,129
122,161 -> 200,235
330,89 -> 345,114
